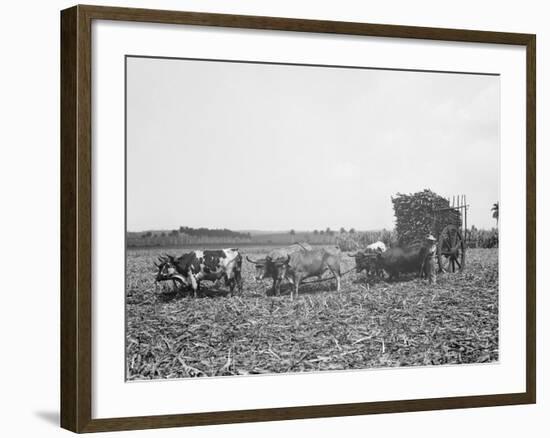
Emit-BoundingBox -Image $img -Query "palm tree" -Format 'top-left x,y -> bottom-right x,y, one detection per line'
491,202 -> 499,227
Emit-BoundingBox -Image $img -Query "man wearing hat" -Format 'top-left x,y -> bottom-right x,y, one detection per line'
424,234 -> 438,284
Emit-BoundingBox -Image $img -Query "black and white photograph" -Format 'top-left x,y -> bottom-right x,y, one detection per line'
125,56 -> 500,381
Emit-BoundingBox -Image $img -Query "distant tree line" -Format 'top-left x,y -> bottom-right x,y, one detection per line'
129,224 -> 498,250
178,226 -> 250,239
136,227 -> 250,240
310,227 -> 339,236
127,226 -> 252,247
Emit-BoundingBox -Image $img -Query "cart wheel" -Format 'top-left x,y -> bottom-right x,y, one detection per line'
437,225 -> 465,273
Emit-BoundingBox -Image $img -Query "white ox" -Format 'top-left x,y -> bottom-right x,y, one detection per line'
366,241 -> 387,253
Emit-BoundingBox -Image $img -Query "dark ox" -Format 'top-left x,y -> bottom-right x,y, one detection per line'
348,251 -> 380,279
247,247 -> 341,300
155,249 -> 242,297
348,241 -> 387,280
375,243 -> 430,281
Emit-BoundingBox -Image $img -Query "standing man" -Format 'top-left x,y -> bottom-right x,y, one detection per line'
424,234 -> 438,284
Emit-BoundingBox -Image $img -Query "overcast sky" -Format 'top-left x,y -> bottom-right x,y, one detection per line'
126,57 -> 499,232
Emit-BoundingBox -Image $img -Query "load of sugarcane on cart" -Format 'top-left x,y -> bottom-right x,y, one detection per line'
392,189 -> 468,274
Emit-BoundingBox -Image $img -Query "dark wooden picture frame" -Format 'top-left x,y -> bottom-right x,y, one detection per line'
61,4 -> 536,433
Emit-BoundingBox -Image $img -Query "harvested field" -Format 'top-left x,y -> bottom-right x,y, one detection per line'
126,246 -> 498,380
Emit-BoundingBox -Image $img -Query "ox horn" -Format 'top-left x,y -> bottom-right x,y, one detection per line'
246,256 -> 263,264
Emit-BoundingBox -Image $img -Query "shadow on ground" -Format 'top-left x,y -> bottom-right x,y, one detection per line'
34,411 -> 59,427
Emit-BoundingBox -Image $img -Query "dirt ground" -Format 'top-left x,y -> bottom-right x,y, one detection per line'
126,246 -> 498,380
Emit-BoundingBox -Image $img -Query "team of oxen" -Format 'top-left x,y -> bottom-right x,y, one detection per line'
154,240 -> 434,300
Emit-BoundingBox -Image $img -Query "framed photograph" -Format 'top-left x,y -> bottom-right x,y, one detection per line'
60,5 -> 536,433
